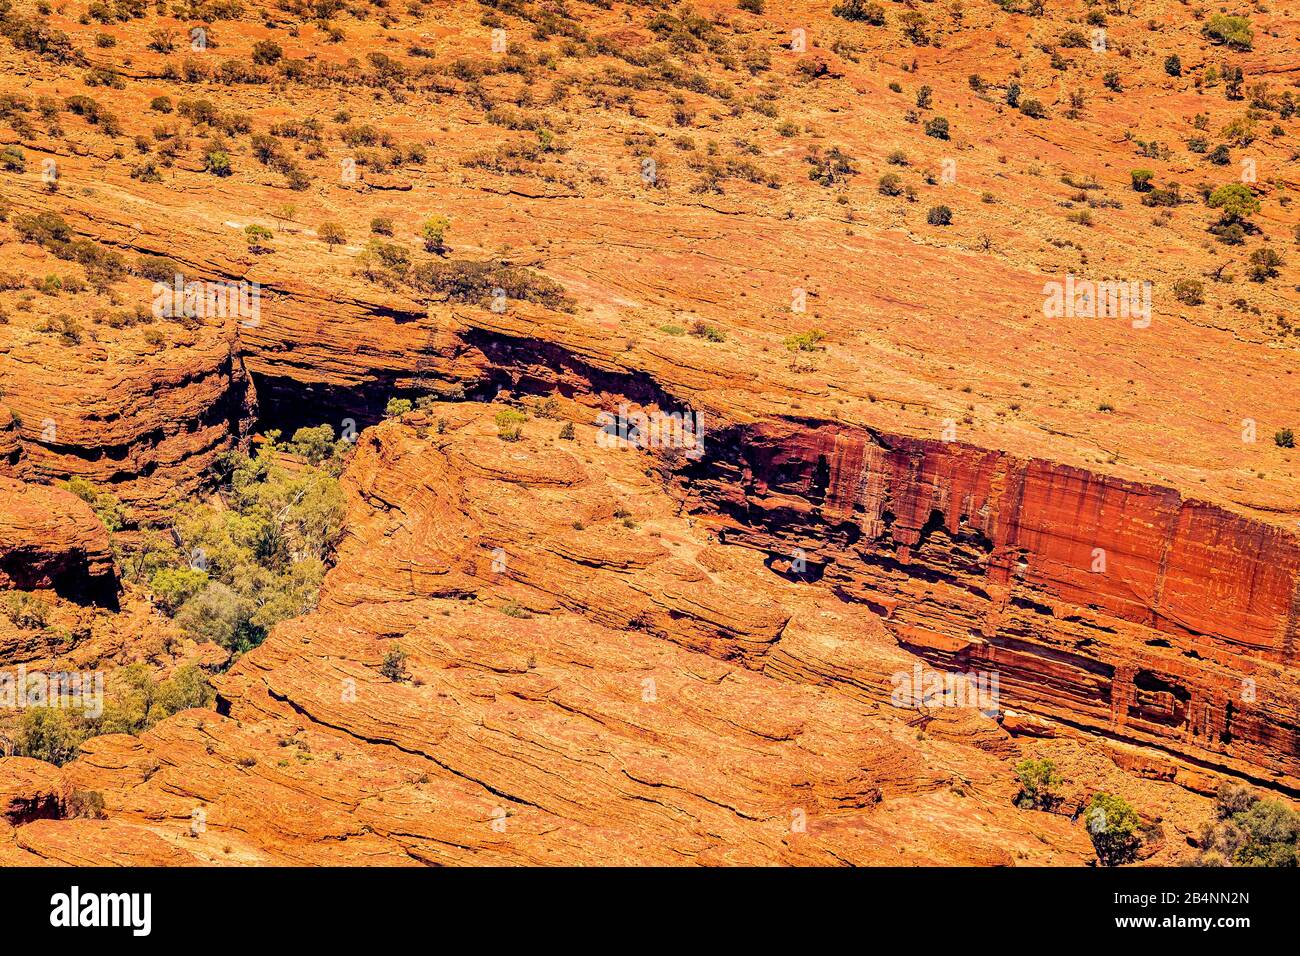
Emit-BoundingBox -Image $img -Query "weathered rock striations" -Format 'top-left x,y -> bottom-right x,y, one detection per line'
683,419 -> 1300,792
0,476 -> 118,607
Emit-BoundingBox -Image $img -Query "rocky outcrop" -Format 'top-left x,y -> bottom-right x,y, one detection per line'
0,477 -> 118,607
29,412 -> 1103,865
683,419 -> 1300,792
0,758 -> 61,825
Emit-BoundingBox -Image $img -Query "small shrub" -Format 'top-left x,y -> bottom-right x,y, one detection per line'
926,204 -> 952,226
924,116 -> 950,140
1014,759 -> 1061,810
1202,14 -> 1253,51
496,407 -> 526,441
1172,278 -> 1204,305
832,0 -> 885,24
380,647 -> 409,682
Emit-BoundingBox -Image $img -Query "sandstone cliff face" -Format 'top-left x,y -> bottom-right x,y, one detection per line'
682,419 -> 1300,792
0,477 -> 118,608
0,0 -> 1297,866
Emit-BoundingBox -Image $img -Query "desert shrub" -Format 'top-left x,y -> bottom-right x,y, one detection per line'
1248,247 -> 1283,281
689,320 -> 726,342
1103,70 -> 1123,92
1203,14 -> 1252,51
924,116 -> 950,139
65,789 -> 107,819
1130,169 -> 1154,191
1019,98 -> 1046,119
878,172 -> 903,196
420,215 -> 449,253
495,408 -> 526,441
0,145 -> 24,172
380,647 -> 409,681
204,148 -> 231,176
385,397 -> 413,417
1084,792 -> 1141,866
62,477 -> 127,531
1165,54 -> 1182,77
1206,144 -> 1232,166
408,260 -> 574,312
832,0 -> 885,24
244,224 -> 273,252
135,254 -> 180,282
1195,782 -> 1299,866
1172,278 -> 1204,305
1,591 -> 52,629
1208,183 -> 1260,227
1014,758 -> 1061,810
806,146 -> 856,187
785,330 -> 825,352
926,204 -> 952,225
317,221 -> 347,249
10,663 -> 214,765
250,39 -> 283,65
1275,428 -> 1295,448
370,216 -> 394,236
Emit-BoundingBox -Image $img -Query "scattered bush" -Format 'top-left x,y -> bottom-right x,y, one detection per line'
926,204 -> 953,225
1195,782 -> 1299,866
1247,247 -> 1283,282
1172,278 -> 1204,305
1014,759 -> 1061,810
832,0 -> 885,24
1130,169 -> 1155,192
495,407 -> 526,441
11,664 -> 214,766
318,221 -> 347,250
1203,14 -> 1253,51
380,647 -> 409,682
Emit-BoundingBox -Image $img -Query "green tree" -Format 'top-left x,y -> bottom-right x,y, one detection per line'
318,221 -> 347,250
1207,183 -> 1260,224
1014,758 -> 1062,810
421,215 -> 450,254
149,566 -> 209,614
1084,792 -> 1141,866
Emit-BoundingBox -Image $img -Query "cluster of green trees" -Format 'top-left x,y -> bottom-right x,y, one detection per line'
1017,759 -> 1298,867
1195,782 -> 1299,866
12,663 -> 212,766
117,426 -> 349,654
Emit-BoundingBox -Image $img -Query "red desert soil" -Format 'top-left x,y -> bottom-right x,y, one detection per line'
0,0 -> 1296,864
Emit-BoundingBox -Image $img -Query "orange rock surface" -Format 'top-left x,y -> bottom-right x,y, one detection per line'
0,0 -> 1297,865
